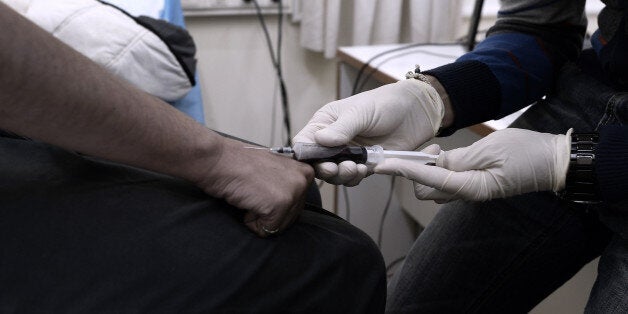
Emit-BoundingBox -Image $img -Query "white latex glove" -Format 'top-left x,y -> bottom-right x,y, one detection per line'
374,128 -> 572,202
293,79 -> 444,186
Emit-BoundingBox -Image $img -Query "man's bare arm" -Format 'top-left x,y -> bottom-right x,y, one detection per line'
0,2 -> 222,183
0,3 -> 314,237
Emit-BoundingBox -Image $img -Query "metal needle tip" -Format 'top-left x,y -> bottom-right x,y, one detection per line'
243,146 -> 268,150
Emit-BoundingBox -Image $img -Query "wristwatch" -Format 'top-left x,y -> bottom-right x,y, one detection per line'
561,132 -> 602,203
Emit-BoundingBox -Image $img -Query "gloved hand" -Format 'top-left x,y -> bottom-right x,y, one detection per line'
374,128 -> 572,202
293,79 -> 444,186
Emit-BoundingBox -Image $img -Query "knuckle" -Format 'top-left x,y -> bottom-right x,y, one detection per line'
256,205 -> 273,217
300,164 -> 315,180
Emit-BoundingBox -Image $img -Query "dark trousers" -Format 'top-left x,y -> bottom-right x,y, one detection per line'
0,136 -> 386,313
386,50 -> 628,313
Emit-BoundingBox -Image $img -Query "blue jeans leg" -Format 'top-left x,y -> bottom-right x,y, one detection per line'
386,193 -> 612,313
585,236 -> 628,313
387,52 -> 627,313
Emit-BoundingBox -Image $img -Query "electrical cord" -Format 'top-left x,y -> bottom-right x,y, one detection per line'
252,0 -> 292,146
377,176 -> 396,249
386,255 -> 406,273
351,41 -> 461,95
386,254 -> 407,281
275,0 -> 291,146
356,48 -> 460,93
342,185 -> 350,222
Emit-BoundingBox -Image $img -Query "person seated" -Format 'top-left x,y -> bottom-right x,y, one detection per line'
0,3 -> 385,313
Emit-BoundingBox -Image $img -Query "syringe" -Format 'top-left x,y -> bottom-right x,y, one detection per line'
264,142 -> 438,165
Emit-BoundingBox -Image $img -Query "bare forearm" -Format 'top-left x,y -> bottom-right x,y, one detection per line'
0,3 -> 220,183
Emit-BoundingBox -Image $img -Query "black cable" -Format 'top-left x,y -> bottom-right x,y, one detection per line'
356,48 -> 460,93
351,41 -> 460,96
252,1 -> 277,66
275,0 -> 291,146
343,185 -> 350,222
377,176 -> 396,249
467,0 -> 485,51
351,31 -> 487,95
351,20 -> 492,96
386,255 -> 406,273
276,0 -> 283,73
252,0 -> 291,146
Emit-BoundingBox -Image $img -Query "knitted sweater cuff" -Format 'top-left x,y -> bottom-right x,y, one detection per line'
424,60 -> 501,135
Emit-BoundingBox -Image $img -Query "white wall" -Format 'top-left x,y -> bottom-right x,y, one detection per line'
185,14 -> 336,148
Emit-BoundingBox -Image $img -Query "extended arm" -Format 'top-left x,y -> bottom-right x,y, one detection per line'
0,3 -> 215,183
0,3 -> 313,237
375,125 -> 628,206
426,0 -> 587,132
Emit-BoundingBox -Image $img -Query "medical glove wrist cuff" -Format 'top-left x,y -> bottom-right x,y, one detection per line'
554,129 -> 572,192
398,79 -> 444,139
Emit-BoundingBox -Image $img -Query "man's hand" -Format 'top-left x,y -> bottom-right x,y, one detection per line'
196,137 -> 315,237
375,128 -> 572,202
293,79 -> 444,186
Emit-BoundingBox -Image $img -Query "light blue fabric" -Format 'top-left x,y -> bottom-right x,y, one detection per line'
103,0 -> 205,124
161,0 -> 206,124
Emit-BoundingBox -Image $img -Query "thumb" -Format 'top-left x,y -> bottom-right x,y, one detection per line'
374,143 -> 442,178
375,158 -> 450,188
413,182 -> 457,203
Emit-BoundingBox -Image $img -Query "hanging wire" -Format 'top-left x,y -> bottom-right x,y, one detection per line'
252,0 -> 291,146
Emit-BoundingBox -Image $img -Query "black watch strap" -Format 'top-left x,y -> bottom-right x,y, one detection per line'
562,132 -> 602,204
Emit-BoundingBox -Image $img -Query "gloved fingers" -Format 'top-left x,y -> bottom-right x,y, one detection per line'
314,107 -> 365,147
313,162 -> 339,181
375,158 -> 474,196
374,159 -> 441,186
413,182 -> 457,203
437,141 -> 501,171
420,143 -> 441,155
293,103 -> 341,143
314,161 -> 367,186
409,145 -> 457,202
325,160 -> 363,186
344,163 -> 369,187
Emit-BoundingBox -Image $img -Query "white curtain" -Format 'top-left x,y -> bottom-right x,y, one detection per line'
294,0 -> 463,58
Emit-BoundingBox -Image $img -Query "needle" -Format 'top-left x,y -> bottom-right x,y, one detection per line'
245,143 -> 438,165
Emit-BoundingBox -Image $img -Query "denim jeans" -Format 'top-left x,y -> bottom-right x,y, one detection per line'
386,53 -> 628,313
